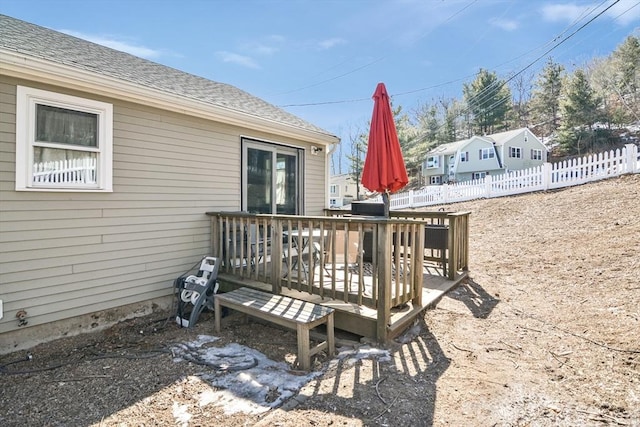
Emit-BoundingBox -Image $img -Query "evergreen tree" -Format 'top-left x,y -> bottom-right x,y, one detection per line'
611,35 -> 640,122
530,58 -> 564,139
463,69 -> 512,135
557,69 -> 602,154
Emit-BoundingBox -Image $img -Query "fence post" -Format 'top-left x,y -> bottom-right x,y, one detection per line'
485,174 -> 492,198
625,144 -> 637,173
542,163 -> 552,191
442,184 -> 449,204
409,189 -> 414,208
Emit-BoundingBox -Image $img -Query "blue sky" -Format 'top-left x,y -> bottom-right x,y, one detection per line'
2,0 -> 638,168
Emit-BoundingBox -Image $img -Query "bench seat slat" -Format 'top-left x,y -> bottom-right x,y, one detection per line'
214,287 -> 335,370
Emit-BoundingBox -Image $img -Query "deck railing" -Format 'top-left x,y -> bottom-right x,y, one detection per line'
207,210 -> 470,337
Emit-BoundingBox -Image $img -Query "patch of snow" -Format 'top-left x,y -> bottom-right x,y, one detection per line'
172,402 -> 192,426
170,335 -> 392,415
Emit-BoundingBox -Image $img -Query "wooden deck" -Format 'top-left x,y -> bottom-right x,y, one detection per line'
208,210 -> 471,342
218,264 -> 467,342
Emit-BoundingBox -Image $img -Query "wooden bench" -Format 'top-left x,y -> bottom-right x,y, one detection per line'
214,287 -> 335,370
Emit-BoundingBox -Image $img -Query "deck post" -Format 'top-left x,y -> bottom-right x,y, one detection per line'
376,221 -> 392,342
271,218 -> 283,294
412,223 -> 425,306
447,214 -> 458,280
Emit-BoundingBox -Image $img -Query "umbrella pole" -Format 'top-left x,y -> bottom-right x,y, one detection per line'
382,191 -> 390,218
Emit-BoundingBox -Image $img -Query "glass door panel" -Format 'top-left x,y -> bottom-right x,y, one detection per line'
276,153 -> 297,214
247,147 -> 273,214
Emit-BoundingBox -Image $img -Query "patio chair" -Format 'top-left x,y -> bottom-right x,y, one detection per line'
325,229 -> 361,291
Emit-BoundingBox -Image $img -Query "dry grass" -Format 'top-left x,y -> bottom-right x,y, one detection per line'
1,174 -> 639,426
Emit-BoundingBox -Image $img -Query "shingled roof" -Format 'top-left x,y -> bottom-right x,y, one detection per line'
0,14 -> 335,139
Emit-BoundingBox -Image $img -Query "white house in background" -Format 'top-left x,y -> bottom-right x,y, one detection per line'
329,173 -> 364,207
422,128 -> 547,183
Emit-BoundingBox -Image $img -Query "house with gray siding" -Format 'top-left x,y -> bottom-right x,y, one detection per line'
0,14 -> 339,352
421,128 -> 546,183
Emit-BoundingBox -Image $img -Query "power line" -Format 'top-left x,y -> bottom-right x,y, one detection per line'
273,0 -> 479,98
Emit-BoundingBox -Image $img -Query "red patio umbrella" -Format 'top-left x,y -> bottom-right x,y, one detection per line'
361,82 -> 409,217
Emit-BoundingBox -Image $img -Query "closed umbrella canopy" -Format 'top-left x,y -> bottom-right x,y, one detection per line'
361,82 -> 408,216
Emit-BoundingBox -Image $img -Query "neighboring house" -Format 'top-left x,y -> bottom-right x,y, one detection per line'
0,15 -> 339,351
328,173 -> 363,207
422,128 -> 547,183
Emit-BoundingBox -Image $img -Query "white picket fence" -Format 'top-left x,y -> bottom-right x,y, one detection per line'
383,143 -> 640,209
33,157 -> 97,184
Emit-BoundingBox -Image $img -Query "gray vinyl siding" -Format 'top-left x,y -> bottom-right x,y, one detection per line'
0,76 -> 326,336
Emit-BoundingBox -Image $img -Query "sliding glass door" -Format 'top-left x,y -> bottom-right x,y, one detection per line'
242,139 -> 302,215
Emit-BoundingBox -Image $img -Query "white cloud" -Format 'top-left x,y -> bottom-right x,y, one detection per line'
541,1 -> 640,25
490,18 -> 519,31
540,3 -> 591,23
215,51 -> 260,69
607,0 -> 640,25
318,37 -> 346,50
59,30 -> 162,59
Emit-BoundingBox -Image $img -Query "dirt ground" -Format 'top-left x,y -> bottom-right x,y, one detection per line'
1,174 -> 639,427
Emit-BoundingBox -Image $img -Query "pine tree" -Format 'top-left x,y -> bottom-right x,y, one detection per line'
463,69 -> 512,135
557,69 -> 602,154
530,58 -> 564,139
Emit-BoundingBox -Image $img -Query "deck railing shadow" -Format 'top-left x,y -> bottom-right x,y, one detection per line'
447,278 -> 499,319
290,316 -> 449,426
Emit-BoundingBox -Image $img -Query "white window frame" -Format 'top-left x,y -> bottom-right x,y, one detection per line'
426,155 -> 439,168
531,148 -> 542,160
16,86 -> 113,192
509,146 -> 522,158
429,176 -> 441,185
479,147 -> 495,160
473,172 -> 487,180
330,184 -> 338,196
460,151 -> 469,162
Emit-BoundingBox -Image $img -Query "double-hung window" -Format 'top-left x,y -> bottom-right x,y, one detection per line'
426,156 -> 439,168
460,151 -> 469,162
531,149 -> 542,160
509,146 -> 522,158
479,147 -> 494,160
16,86 -> 113,191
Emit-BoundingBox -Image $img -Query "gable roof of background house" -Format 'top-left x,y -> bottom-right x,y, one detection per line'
426,135 -> 494,156
0,14 -> 337,143
485,127 -> 536,146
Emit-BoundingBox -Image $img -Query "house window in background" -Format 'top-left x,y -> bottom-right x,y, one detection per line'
509,147 -> 522,158
426,156 -> 439,168
479,147 -> 495,160
430,176 -> 441,185
473,172 -> 487,180
330,184 -> 338,196
460,152 -> 469,162
15,86 -> 113,191
531,149 -> 542,160
242,138 -> 303,215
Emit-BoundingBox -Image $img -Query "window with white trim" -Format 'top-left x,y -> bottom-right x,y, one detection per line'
430,176 -> 442,185
460,151 -> 469,162
426,155 -> 439,168
509,146 -> 522,158
473,172 -> 487,180
16,86 -> 113,191
479,147 -> 495,160
531,148 -> 542,160
330,184 -> 338,195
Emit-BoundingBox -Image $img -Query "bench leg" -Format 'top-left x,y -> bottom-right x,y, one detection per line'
327,313 -> 335,357
296,324 -> 310,370
214,298 -> 221,333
